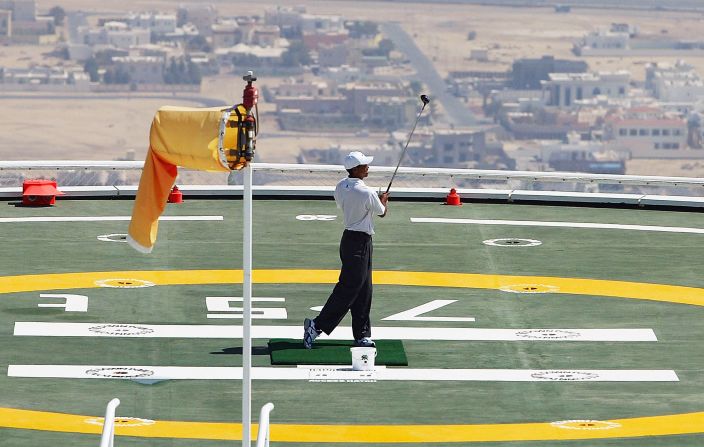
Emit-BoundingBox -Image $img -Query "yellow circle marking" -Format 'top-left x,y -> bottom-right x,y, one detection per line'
1,269 -> 704,307
2,268 -> 704,443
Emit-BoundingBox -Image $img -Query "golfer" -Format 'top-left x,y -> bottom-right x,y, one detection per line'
304,151 -> 388,349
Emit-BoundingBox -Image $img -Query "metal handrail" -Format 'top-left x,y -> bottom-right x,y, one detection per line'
99,398 -> 120,447
256,402 -> 275,447
1,160 -> 703,187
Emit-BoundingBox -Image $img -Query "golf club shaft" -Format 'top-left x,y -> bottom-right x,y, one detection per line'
385,102 -> 427,194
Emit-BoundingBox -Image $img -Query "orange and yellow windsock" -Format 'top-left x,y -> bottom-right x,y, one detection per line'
127,105 -> 248,253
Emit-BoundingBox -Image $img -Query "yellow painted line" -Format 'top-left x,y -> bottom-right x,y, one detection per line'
2,268 -> 704,442
2,406 -> 704,442
2,269 -> 704,307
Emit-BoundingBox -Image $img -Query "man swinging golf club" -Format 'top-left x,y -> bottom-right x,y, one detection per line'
303,151 -> 388,349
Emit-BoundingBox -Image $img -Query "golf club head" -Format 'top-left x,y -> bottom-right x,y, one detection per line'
420,94 -> 430,105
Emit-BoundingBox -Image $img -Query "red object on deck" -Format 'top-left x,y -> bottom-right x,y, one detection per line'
445,188 -> 462,206
168,185 -> 183,203
22,179 -> 63,206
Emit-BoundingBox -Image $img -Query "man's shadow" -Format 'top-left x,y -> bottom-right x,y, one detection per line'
211,346 -> 270,355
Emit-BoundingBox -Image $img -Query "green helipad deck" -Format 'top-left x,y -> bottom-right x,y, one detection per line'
2,197 -> 704,446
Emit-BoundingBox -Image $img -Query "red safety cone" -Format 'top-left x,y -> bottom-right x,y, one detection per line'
22,179 -> 64,206
445,188 -> 462,206
168,185 -> 183,203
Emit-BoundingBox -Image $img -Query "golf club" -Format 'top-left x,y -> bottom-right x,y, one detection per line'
385,94 -> 430,194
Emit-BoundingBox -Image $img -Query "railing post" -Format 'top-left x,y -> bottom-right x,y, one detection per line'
99,398 -> 120,447
256,403 -> 275,447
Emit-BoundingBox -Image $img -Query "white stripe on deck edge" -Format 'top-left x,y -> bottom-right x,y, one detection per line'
7,365 -> 679,382
411,217 -> 704,235
13,322 -> 658,341
0,216 -> 223,223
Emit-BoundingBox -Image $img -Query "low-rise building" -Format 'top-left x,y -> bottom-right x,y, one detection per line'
111,55 -> 164,84
214,43 -> 286,67
605,107 -> 690,156
574,28 -> 630,55
299,143 -> 399,166
366,96 -> 416,130
511,55 -> 588,90
541,134 -> 627,174
542,71 -> 630,108
646,61 -> 704,102
340,81 -> 406,116
81,21 -> 150,49
318,43 -> 349,67
548,149 -> 625,174
253,25 -> 280,47
431,128 -> 487,167
211,21 -> 239,49
0,65 -> 90,91
128,12 -> 177,34
300,13 -> 344,34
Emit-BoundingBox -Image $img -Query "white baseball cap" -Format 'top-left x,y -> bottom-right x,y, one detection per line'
343,151 -> 374,170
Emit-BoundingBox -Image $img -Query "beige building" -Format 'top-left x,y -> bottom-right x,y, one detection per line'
605,107 -> 690,157
112,55 -> 165,84
211,21 -> 239,49
542,72 -> 630,108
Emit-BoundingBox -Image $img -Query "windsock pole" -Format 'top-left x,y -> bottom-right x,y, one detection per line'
241,71 -> 259,447
242,158 -> 252,447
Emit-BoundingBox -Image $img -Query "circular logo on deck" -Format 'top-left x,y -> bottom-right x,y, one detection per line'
499,284 -> 560,294
95,279 -> 155,288
516,329 -> 580,340
483,238 -> 542,247
89,324 -> 154,336
550,419 -> 621,430
531,371 -> 599,381
86,367 -> 155,378
97,234 -> 128,243
85,416 -> 156,427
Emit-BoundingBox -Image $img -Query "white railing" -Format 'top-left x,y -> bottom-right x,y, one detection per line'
256,402 -> 275,447
99,398 -> 120,447
253,163 -> 704,188
1,160 -> 704,187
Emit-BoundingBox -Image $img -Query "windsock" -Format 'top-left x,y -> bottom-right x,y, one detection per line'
127,105 -> 251,253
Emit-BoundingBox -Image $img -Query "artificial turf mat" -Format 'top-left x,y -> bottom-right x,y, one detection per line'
268,339 -> 408,366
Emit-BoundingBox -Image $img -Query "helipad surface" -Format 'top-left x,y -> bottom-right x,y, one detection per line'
2,198 -> 704,446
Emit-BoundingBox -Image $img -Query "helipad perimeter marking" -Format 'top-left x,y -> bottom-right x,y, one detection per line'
2,269 -> 704,307
411,217 -> 704,235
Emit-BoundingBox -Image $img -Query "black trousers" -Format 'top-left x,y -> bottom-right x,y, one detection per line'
314,229 -> 373,340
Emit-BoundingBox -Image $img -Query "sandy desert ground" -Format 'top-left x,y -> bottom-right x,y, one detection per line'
1,1 -> 704,176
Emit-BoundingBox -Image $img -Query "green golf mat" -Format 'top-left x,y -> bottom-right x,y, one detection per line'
268,339 -> 408,366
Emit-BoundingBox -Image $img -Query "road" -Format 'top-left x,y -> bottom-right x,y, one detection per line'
381,22 -> 477,127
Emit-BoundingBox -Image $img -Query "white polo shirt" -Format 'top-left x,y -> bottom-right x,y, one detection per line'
334,177 -> 385,235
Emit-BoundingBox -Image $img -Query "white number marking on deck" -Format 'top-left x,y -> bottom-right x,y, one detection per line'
38,294 -> 88,312
382,300 -> 476,322
206,296 -> 287,319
